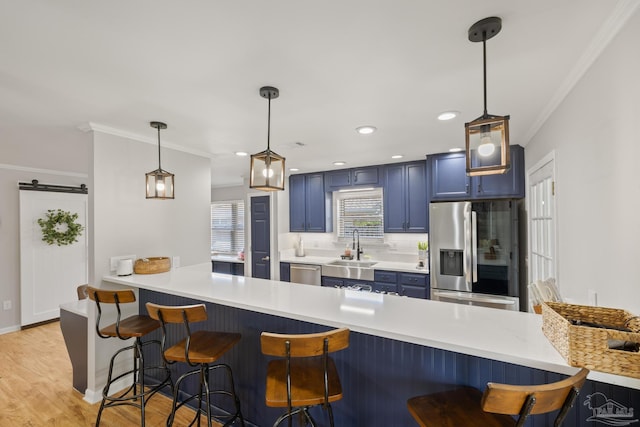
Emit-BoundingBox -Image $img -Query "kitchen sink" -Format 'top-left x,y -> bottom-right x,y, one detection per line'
326,260 -> 378,268
322,260 -> 377,281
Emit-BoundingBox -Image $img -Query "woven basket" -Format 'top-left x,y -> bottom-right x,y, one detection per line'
134,257 -> 171,274
542,301 -> 640,378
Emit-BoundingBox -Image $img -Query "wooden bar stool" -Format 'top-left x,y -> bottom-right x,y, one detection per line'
260,328 -> 350,427
407,367 -> 589,427
87,286 -> 173,427
146,302 -> 244,427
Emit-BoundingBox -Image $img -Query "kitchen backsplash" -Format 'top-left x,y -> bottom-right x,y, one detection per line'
279,232 -> 428,263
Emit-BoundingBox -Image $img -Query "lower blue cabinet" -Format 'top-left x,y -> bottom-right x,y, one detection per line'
211,261 -> 244,276
374,270 -> 429,299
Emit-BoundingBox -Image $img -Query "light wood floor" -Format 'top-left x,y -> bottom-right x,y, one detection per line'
0,321 -> 216,426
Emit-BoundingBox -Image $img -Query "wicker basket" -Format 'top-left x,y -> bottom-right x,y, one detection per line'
542,301 -> 640,378
134,257 -> 171,274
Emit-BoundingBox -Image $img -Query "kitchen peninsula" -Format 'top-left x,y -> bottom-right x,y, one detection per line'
104,263 -> 640,426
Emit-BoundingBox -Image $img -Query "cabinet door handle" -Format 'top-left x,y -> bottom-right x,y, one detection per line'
478,183 -> 482,193
354,174 -> 357,183
466,184 -> 470,194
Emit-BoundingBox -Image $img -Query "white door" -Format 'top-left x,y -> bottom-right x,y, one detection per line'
20,190 -> 88,326
528,153 -> 557,286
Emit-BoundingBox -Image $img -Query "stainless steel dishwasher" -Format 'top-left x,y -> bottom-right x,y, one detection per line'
289,263 -> 322,286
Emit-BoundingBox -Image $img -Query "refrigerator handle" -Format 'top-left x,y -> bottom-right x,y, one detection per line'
471,210 -> 478,283
464,204 -> 472,286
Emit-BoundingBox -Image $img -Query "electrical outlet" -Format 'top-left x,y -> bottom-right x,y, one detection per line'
172,256 -> 180,269
3,300 -> 11,310
110,255 -> 137,271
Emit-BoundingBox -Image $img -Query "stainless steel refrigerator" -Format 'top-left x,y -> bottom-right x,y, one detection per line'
429,200 -> 523,311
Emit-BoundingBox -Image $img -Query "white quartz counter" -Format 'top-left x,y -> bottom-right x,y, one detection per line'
103,263 -> 639,390
281,255 -> 428,274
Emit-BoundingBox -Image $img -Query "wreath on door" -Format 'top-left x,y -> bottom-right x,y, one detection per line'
37,209 -> 84,246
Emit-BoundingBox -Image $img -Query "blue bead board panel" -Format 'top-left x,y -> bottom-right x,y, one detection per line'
139,289 -> 640,427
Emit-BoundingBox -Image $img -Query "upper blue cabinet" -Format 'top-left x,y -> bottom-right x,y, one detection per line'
289,173 -> 330,232
324,166 -> 381,192
428,145 -> 525,201
383,161 -> 427,233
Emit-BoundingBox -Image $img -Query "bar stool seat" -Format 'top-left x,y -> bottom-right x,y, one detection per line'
87,286 -> 172,427
146,302 -> 244,427
261,328 -> 350,427
407,368 -> 589,427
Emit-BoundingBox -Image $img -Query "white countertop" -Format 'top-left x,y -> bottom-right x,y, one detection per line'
59,299 -> 88,317
103,263 -> 640,390
281,255 -> 429,274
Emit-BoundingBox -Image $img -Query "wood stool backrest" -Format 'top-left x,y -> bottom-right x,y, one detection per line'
86,286 -> 137,339
260,328 -> 350,357
481,367 -> 589,426
146,303 -> 209,366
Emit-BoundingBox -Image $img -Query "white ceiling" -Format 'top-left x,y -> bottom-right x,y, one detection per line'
0,1 -> 633,187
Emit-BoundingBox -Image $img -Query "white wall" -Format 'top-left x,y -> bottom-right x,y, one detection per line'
0,128 -> 90,332
525,9 -> 640,311
86,129 -> 211,399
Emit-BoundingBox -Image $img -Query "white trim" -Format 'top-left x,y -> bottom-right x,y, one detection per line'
0,163 -> 88,178
78,122 -> 213,159
521,0 -> 640,144
0,325 -> 20,335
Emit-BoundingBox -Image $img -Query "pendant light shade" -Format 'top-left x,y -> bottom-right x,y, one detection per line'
250,86 -> 285,191
465,17 -> 511,176
146,121 -> 175,199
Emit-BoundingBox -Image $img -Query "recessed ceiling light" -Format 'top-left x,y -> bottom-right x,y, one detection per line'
289,168 -> 299,172
449,147 -> 464,152
438,111 -> 460,121
333,161 -> 347,166
391,155 -> 404,159
356,126 -> 377,135
235,151 -> 248,156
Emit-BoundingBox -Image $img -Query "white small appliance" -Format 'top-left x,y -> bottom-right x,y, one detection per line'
116,259 -> 134,276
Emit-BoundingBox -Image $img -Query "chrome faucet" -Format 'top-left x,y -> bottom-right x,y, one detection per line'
352,229 -> 363,261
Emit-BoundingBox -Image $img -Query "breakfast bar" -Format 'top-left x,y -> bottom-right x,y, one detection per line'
104,263 -> 640,426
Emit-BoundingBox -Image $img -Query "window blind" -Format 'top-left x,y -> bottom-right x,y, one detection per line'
211,201 -> 244,253
337,192 -> 384,240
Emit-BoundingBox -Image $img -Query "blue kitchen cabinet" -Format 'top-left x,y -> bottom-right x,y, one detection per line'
471,145 -> 525,199
321,276 -> 344,287
280,262 -> 290,282
383,161 -> 427,233
211,261 -> 244,276
374,270 -> 429,298
428,151 -> 471,200
324,166 -> 381,191
289,173 -> 329,232
428,145 -> 525,201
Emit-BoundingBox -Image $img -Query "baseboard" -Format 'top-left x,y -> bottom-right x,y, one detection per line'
83,373 -> 132,404
0,325 -> 21,335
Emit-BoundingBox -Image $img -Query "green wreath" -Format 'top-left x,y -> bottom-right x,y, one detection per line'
37,209 -> 84,246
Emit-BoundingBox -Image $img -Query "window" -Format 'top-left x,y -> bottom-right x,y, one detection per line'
336,189 -> 384,240
528,153 -> 556,284
211,201 -> 244,254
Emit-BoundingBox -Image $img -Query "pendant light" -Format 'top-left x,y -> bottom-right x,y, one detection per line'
465,17 -> 511,176
145,121 -> 175,199
250,86 -> 286,191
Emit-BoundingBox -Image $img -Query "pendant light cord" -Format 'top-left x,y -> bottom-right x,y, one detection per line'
157,126 -> 162,170
266,94 -> 272,152
482,32 -> 488,118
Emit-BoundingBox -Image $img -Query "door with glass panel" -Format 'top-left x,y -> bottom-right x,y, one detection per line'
528,155 -> 556,285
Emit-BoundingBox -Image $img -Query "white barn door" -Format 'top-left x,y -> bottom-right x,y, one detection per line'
20,189 -> 88,326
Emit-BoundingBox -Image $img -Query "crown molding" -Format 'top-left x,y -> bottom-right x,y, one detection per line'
0,163 -> 88,178
78,122 -> 213,159
521,0 -> 640,144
